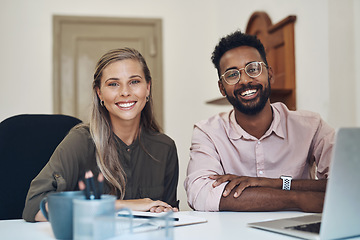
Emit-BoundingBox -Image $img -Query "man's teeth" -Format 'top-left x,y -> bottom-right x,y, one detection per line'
118,102 -> 135,108
241,89 -> 257,97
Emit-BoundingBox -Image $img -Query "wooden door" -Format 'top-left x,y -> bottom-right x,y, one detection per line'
246,12 -> 297,110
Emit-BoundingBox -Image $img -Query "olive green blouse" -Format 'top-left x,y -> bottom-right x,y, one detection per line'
22,125 -> 179,222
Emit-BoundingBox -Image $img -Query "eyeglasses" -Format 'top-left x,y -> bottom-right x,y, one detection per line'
220,61 -> 267,85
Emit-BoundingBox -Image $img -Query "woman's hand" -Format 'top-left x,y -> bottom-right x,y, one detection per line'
34,209 -> 47,222
79,176 -> 177,212
115,198 -> 178,213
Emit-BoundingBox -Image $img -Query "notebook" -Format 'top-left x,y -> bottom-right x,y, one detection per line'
117,210 -> 208,227
248,128 -> 360,240
117,210 -> 208,233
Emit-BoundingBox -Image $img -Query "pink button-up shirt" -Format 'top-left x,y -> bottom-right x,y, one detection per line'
184,102 -> 335,211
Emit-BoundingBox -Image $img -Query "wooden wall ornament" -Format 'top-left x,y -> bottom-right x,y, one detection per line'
206,12 -> 297,110
246,11 -> 297,110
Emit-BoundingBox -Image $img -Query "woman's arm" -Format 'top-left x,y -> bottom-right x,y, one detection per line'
115,198 -> 177,212
23,127 -> 96,222
163,141 -> 180,209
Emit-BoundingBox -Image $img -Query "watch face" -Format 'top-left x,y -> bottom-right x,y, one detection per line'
281,176 -> 292,190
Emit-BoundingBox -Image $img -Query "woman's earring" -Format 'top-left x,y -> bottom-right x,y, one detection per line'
146,96 -> 150,102
100,100 -> 105,107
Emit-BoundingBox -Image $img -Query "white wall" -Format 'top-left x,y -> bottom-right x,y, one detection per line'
328,0 -> 357,127
1,0 -> 359,211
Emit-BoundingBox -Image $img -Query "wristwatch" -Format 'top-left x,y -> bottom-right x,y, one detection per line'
280,175 -> 292,191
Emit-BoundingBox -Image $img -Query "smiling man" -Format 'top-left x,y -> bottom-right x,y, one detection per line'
184,30 -> 335,212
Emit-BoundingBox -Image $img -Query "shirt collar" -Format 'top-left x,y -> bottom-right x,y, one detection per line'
266,105 -> 285,139
113,130 -> 140,151
227,105 -> 285,140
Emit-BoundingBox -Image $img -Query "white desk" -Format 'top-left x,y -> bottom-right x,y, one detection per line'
1,211 -> 359,240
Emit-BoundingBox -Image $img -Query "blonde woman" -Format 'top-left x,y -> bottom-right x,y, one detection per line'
23,48 -> 179,222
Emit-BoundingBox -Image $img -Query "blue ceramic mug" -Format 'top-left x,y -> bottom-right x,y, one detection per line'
40,191 -> 83,239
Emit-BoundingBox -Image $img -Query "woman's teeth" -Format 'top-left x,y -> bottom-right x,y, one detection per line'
118,102 -> 135,108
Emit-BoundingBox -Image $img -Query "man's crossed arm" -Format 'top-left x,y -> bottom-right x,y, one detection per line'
210,174 -> 327,213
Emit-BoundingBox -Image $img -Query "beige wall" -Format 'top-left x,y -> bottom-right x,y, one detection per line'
1,0 -> 359,211
356,0 -> 360,125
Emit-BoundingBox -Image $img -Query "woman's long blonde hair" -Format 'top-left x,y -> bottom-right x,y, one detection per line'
90,48 -> 160,198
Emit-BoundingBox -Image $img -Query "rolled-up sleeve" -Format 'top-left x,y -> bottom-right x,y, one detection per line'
184,125 -> 226,211
312,119 -> 335,179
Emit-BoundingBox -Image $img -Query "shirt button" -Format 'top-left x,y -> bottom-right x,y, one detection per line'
126,148 -> 130,152
257,141 -> 261,145
259,171 -> 264,175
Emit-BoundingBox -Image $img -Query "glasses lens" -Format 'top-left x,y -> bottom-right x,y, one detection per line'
245,62 -> 262,77
224,69 -> 240,84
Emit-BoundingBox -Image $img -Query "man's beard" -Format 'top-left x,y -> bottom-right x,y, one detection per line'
225,79 -> 271,115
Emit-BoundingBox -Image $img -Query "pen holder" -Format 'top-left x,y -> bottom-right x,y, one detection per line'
92,208 -> 175,240
73,195 -> 116,240
91,208 -> 134,240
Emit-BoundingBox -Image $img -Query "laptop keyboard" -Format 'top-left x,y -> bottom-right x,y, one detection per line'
286,222 -> 321,233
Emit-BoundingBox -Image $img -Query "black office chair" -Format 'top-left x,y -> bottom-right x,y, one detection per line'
0,114 -> 82,220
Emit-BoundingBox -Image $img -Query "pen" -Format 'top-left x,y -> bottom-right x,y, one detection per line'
84,171 -> 92,200
117,213 -> 179,221
95,173 -> 104,199
84,170 -> 98,200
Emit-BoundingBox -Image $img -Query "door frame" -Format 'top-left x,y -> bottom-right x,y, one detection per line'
53,15 -> 163,126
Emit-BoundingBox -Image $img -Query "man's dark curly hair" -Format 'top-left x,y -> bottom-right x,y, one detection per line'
211,30 -> 268,77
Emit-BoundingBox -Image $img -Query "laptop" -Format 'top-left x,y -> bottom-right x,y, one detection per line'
248,128 -> 360,240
